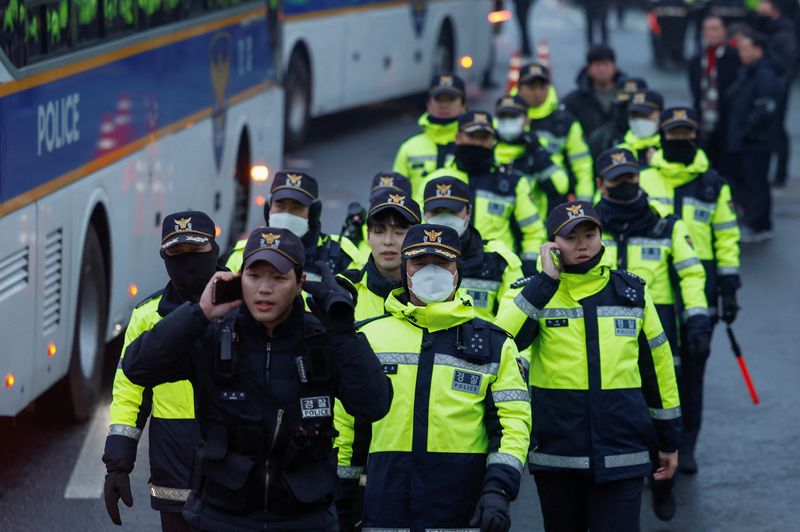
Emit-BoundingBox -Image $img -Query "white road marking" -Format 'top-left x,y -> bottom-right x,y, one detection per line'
64,404 -> 111,499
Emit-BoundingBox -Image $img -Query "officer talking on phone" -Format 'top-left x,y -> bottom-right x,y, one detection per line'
122,227 -> 392,531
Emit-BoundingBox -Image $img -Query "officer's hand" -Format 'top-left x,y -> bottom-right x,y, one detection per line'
199,272 -> 242,320
646,147 -> 657,165
470,489 -> 511,532
103,470 -> 133,526
720,290 -> 739,324
687,331 -> 711,360
539,242 -> 561,281
654,451 -> 679,481
304,261 -> 355,330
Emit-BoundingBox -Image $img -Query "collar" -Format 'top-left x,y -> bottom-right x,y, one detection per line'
419,112 -> 460,144
365,256 -> 401,299
623,129 -> 660,151
158,282 -> 185,317
385,288 -> 474,332
527,86 -> 559,120
558,248 -> 613,301
649,148 -> 710,185
239,295 -> 307,339
597,195 -> 660,237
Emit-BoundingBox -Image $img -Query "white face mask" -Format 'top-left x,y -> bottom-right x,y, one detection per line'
408,263 -> 456,304
496,117 -> 526,142
270,212 -> 309,237
425,213 -> 468,237
629,118 -> 659,139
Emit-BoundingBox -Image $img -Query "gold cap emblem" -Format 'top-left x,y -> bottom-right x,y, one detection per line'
439,75 -> 453,86
611,152 -> 627,164
674,109 -> 687,120
261,232 -> 281,248
633,92 -> 646,104
625,80 -> 638,92
565,205 -> 584,218
174,217 -> 192,230
436,183 -> 452,197
286,173 -> 303,186
423,229 -> 443,242
379,176 -> 395,187
474,113 -> 488,124
388,194 -> 406,205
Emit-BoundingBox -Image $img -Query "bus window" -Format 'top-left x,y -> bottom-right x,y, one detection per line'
45,0 -> 70,56
74,0 -> 101,44
0,0 -> 43,66
104,0 -> 136,36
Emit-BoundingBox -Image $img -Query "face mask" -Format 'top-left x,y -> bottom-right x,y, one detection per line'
661,139 -> 697,165
163,248 -> 218,302
454,144 -> 494,174
270,212 -> 309,237
606,181 -> 641,202
408,263 -> 456,304
629,118 -> 659,138
425,213 -> 468,237
496,117 -> 526,142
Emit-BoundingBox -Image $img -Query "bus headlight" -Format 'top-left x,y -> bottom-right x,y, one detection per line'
251,165 -> 269,182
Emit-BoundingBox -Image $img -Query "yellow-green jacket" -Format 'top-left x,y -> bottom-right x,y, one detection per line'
418,163 -> 546,266
393,112 -> 459,193
641,149 -> 741,311
496,250 -> 682,482
102,286 -> 198,511
342,289 -> 531,528
496,139 -> 571,216
617,130 -> 661,168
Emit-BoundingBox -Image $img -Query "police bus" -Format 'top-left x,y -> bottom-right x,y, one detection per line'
282,0 -> 502,147
0,0 -> 281,418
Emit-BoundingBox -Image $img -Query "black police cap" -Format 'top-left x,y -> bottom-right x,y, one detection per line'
596,148 -> 640,181
429,73 -> 465,98
401,224 -> 462,262
519,62 -> 550,84
270,171 -> 319,206
546,201 -> 603,241
495,95 -> 528,116
423,176 -> 471,213
242,226 -> 305,273
368,192 -> 421,225
161,211 -> 216,250
370,171 -> 412,196
628,89 -> 664,114
660,107 -> 699,132
458,110 -> 495,135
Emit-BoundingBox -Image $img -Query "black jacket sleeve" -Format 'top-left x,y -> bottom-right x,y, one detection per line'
744,65 -> 779,136
330,331 -> 392,423
122,302 -> 211,387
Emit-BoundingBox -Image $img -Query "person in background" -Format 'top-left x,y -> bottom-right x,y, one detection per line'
617,89 -> 665,167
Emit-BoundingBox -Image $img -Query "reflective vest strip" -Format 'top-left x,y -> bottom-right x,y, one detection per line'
337,465 -> 363,479
529,451 -> 590,469
491,389 -> 529,403
108,423 -> 142,441
487,451 -> 524,473
150,484 -> 190,502
649,406 -> 682,420
648,332 -> 669,350
604,450 -> 650,468
376,352 -> 418,365
674,257 -> 702,271
596,306 -> 643,319
433,353 -> 499,375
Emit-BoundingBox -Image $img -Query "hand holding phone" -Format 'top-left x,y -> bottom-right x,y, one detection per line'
540,242 -> 562,280
200,272 -> 242,320
212,276 -> 242,305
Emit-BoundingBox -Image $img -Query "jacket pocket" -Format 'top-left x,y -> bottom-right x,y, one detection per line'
200,452 -> 254,513
282,459 -> 337,504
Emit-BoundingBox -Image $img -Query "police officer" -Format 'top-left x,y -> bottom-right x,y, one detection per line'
103,211 -> 220,531
351,171 -> 414,257
497,201 -> 681,532
122,227 -> 392,531
393,74 -> 467,192
333,192 -> 421,531
651,0 -> 691,66
418,110 -> 547,275
594,149 -> 711,520
423,176 -> 524,321
226,171 -> 364,278
587,77 -> 649,159
617,89 -> 665,167
514,62 -> 595,201
641,106 -> 741,474
495,95 -> 570,215
352,224 -> 531,530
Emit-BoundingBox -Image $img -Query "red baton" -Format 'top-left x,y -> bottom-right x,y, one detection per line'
725,325 -> 760,405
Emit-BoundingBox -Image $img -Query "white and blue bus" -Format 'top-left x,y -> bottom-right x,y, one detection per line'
281,0 -> 501,147
0,0 -> 282,418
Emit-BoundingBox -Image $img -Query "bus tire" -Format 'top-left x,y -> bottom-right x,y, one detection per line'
67,226 -> 108,421
285,51 -> 311,150
433,23 -> 454,75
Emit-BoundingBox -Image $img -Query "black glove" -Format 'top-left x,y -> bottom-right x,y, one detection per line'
720,290 -> 739,324
470,488 -> 511,532
687,331 -> 711,360
335,478 -> 365,532
304,261 -> 356,332
103,470 -> 133,526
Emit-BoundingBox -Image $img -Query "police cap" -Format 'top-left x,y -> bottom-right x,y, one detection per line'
596,148 -> 639,181
458,110 -> 495,135
429,73 -> 466,98
628,89 -> 664,115
368,191 -> 421,225
660,107 -> 699,132
242,226 -> 305,273
519,62 -> 550,84
270,171 -> 319,206
401,224 -> 462,262
546,201 -> 602,241
423,176 -> 471,213
495,95 -> 528,117
370,171 -> 412,196
160,211 -> 216,250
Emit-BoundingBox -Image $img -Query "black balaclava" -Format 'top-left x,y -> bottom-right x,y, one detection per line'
661,138 -> 697,165
162,241 -> 220,302
455,144 -> 495,174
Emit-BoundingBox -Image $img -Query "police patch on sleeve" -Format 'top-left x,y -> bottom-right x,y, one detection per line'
614,318 -> 638,337
452,370 -> 482,394
300,396 -> 332,418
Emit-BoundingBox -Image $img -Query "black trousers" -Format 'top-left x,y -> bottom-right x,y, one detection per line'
678,323 -> 714,457
533,471 -> 644,532
161,511 -> 193,532
584,1 -> 610,46
728,148 -> 773,231
514,0 -> 535,56
773,92 -> 790,185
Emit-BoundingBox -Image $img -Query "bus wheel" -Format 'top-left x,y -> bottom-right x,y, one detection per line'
285,52 -> 311,151
68,227 -> 108,421
433,24 -> 454,75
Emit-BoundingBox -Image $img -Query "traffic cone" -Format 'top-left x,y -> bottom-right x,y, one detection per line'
506,50 -> 522,94
537,39 -> 551,68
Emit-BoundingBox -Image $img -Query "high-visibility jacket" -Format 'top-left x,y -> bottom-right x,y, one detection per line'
496,250 -> 682,482
419,163 -> 546,266
511,86 -> 594,201
393,112 -> 459,193
640,149 -> 741,309
103,285 -> 198,511
342,289 -> 530,529
617,130 -> 661,168
600,201 -> 709,356
226,231 -> 363,280
496,139 -> 571,216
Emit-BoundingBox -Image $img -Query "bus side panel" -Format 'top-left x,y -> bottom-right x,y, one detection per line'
0,205 -> 38,416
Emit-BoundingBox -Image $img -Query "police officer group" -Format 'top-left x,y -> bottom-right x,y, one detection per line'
103,30 -> 755,529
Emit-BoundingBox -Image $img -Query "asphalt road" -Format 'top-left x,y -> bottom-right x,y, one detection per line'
2,1 -> 799,530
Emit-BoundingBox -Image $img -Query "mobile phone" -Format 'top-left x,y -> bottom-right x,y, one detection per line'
212,277 -> 242,304
550,248 -> 564,272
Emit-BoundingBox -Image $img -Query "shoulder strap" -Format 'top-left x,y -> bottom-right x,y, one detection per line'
610,270 -> 646,308
699,170 -> 724,202
355,312 -> 392,331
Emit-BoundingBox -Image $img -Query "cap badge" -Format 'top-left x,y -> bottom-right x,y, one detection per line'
261,232 -> 281,248
530,65 -> 542,75
633,92 -> 646,104
379,176 -> 395,187
286,173 -> 303,186
674,109 -> 687,119
502,97 -> 514,106
475,113 -> 488,123
423,229 -> 443,243
440,75 -> 453,86
625,80 -> 637,92
436,183 -> 452,197
388,193 -> 406,205
174,217 -> 192,231
565,205 -> 584,218
611,152 -> 627,165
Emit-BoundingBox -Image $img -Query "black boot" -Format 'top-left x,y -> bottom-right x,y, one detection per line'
652,484 -> 676,521
679,452 -> 698,475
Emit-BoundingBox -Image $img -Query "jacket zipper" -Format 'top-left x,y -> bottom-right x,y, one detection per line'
264,408 -> 284,509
